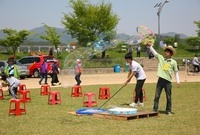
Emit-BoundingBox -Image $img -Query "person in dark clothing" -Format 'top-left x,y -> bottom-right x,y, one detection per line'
51,61 -> 61,86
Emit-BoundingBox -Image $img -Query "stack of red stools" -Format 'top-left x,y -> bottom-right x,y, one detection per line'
9,99 -> 26,116
98,87 -> 110,99
71,85 -> 82,97
83,92 -> 97,108
18,84 -> 31,102
48,91 -> 62,105
40,84 -> 51,95
0,88 -> 4,100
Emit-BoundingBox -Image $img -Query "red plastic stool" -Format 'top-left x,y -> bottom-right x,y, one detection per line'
133,88 -> 146,101
9,99 -> 26,116
83,92 -> 97,108
18,84 -> 27,95
18,84 -> 27,91
40,84 -> 51,95
0,88 -> 4,100
98,87 -> 110,99
48,91 -> 62,105
71,85 -> 82,97
18,90 -> 31,102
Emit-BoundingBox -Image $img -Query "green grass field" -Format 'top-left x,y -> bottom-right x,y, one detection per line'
0,82 -> 200,135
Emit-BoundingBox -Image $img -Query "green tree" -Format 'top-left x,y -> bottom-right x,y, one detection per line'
0,28 -> 30,57
185,37 -> 200,50
194,20 -> 200,37
40,24 -> 61,57
163,37 -> 174,45
62,0 -> 119,47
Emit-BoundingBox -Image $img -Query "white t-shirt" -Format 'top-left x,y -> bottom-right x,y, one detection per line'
6,76 -> 20,87
129,60 -> 146,80
192,57 -> 199,66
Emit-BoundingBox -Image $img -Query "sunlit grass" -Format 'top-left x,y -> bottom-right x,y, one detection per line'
0,82 -> 200,135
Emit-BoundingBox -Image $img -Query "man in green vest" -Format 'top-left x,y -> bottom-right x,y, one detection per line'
4,57 -> 19,79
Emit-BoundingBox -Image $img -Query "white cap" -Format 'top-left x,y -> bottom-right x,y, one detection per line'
76,59 -> 81,62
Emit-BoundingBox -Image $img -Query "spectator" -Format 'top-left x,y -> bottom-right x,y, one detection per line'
39,59 -> 48,85
51,61 -> 61,86
192,54 -> 199,72
136,45 -> 141,57
4,57 -> 19,79
128,45 -> 133,54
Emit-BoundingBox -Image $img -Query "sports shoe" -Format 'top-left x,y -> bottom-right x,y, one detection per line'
138,102 -> 144,107
166,112 -> 172,116
129,102 -> 137,107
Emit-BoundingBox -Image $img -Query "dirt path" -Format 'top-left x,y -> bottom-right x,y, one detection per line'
2,70 -> 198,90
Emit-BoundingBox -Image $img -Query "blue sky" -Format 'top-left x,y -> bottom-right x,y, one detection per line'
0,0 -> 199,36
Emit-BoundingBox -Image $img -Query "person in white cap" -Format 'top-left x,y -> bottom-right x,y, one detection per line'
74,59 -> 82,85
147,42 -> 180,115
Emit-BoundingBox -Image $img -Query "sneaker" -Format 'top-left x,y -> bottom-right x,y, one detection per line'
166,112 -> 172,115
129,102 -> 137,107
59,83 -> 61,85
51,83 -> 55,86
138,102 -> 144,107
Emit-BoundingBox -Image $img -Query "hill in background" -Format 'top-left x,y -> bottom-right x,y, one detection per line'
0,26 -> 188,44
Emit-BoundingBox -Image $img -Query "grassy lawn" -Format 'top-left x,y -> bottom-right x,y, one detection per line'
0,82 -> 200,135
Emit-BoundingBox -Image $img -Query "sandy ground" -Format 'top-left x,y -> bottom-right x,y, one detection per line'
2,70 -> 198,90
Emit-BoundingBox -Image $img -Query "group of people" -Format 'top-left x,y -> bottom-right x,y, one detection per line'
128,45 -> 141,57
39,58 -> 82,86
124,42 -> 180,115
38,59 -> 61,86
0,40 -> 184,115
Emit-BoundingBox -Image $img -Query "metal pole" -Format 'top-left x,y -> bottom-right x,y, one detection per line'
158,13 -> 161,52
155,0 -> 170,52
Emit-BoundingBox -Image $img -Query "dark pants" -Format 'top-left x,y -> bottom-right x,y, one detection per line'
153,77 -> 172,112
75,73 -> 81,85
193,64 -> 200,72
137,52 -> 140,57
134,79 -> 146,103
51,73 -> 59,84
9,86 -> 18,99
39,73 -> 47,84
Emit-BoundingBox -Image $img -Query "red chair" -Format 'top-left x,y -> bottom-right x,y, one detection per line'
98,87 -> 110,99
9,99 -> 26,116
48,91 -> 62,105
18,84 -> 27,91
71,85 -> 82,97
40,84 -> 51,95
0,88 -> 4,100
18,90 -> 31,102
83,92 -> 97,108
18,84 -> 27,95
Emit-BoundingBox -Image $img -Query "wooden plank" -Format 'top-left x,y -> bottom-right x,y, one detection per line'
93,111 -> 159,121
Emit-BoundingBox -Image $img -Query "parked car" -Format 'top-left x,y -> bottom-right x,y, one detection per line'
0,60 -> 29,79
18,55 -> 60,78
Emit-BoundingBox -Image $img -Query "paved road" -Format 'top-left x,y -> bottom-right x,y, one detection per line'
4,70 -> 198,90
